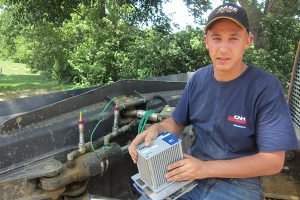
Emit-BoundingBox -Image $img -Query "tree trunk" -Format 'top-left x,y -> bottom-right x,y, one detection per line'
265,0 -> 299,16
238,0 -> 299,49
99,0 -> 106,19
238,0 -> 270,50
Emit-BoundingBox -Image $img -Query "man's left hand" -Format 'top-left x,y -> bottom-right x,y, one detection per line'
165,154 -> 208,181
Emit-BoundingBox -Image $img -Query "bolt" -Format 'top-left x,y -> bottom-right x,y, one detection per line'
42,161 -> 57,171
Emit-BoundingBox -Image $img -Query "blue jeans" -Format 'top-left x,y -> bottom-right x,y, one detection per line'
178,177 -> 263,200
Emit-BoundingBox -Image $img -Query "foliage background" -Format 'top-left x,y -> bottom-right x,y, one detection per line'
0,0 -> 299,88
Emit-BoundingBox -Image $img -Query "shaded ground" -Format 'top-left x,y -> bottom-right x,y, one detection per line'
0,61 -> 76,101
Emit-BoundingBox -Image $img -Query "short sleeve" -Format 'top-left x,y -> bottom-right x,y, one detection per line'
172,75 -> 195,126
256,80 -> 299,152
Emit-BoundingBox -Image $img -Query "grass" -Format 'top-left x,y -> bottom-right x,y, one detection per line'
0,61 -> 76,100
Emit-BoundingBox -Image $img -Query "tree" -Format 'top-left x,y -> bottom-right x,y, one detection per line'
237,0 -> 300,50
0,0 -> 87,24
0,0 -> 298,88
180,0 -> 300,50
0,0 -> 169,25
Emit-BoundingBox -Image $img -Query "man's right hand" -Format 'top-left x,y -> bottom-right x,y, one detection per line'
128,126 -> 159,163
128,118 -> 184,163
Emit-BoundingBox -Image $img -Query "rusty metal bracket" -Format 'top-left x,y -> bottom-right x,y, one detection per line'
40,143 -> 123,191
0,159 -> 63,182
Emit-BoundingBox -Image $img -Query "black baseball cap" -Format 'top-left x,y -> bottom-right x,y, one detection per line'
204,3 -> 250,33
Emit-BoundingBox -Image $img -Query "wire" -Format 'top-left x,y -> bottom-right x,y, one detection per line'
138,109 -> 155,134
90,97 -> 117,152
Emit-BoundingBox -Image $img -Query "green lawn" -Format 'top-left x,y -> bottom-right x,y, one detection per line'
0,61 -> 75,100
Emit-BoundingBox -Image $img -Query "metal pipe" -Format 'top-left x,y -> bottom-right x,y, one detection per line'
122,109 -> 137,117
121,144 -> 129,154
112,106 -> 120,134
104,120 -> 138,145
123,109 -> 159,122
78,111 -> 85,153
67,120 -> 138,160
89,195 -> 120,200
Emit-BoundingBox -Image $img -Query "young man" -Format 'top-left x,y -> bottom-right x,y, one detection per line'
128,3 -> 299,199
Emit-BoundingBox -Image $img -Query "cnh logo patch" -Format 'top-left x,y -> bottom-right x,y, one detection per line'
227,115 -> 247,124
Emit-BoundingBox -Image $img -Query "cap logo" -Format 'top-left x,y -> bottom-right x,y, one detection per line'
216,5 -> 238,14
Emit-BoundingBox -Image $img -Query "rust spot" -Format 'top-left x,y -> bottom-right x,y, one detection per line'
16,117 -> 22,129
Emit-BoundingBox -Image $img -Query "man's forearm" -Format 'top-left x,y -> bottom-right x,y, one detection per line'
150,117 -> 184,136
204,151 -> 285,178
